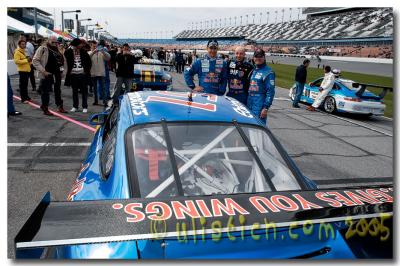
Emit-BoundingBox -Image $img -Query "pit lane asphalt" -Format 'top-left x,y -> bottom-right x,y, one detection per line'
7,70 -> 393,258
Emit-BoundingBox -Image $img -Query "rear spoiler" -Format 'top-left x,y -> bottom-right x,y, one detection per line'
15,186 -> 393,251
353,82 -> 393,99
136,62 -> 173,67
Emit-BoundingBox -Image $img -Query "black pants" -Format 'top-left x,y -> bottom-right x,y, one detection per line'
29,65 -> 36,89
39,73 -> 63,107
71,74 -> 88,109
177,63 -> 184,73
18,71 -> 30,101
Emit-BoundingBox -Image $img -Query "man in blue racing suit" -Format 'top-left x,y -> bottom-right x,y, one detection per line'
247,48 -> 275,125
184,40 -> 228,95
227,46 -> 254,104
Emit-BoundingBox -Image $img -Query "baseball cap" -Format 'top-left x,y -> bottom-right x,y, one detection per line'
207,40 -> 219,48
253,48 -> 265,58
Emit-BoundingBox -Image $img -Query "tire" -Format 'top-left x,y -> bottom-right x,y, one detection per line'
323,96 -> 336,113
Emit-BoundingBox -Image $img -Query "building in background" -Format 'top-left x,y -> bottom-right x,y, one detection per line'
7,7 -> 54,30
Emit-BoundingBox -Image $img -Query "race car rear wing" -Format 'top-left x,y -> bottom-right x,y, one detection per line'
15,186 -> 393,251
353,82 -> 393,99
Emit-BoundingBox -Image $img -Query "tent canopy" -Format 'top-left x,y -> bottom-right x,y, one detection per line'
7,16 -> 35,34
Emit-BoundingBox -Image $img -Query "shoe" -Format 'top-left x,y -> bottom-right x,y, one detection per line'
293,105 -> 300,108
70,107 -> 78,112
58,106 -> 68,113
41,106 -> 53,116
82,108 -> 88,113
8,111 -> 22,116
93,102 -> 99,106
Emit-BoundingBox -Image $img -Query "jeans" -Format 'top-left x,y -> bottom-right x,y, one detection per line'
8,75 -> 16,113
71,74 -> 88,109
92,76 -> 106,105
29,65 -> 36,89
39,74 -> 63,107
18,71 -> 30,101
113,77 -> 133,103
293,82 -> 304,106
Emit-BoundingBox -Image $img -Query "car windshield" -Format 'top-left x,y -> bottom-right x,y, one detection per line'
128,123 -> 301,198
134,64 -> 162,72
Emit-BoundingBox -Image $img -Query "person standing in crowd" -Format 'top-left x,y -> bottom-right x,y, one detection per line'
64,38 -> 92,112
247,48 -> 275,125
176,49 -> 184,73
24,34 -> 36,91
227,46 -> 254,104
113,43 -> 137,104
33,36 -> 68,115
307,65 -> 335,112
109,45 -> 118,72
292,59 -> 310,108
184,40 -> 228,95
187,52 -> 193,66
158,47 -> 166,63
8,74 -> 22,116
152,49 -> 158,60
13,39 -> 31,103
89,40 -> 111,107
103,42 -> 111,100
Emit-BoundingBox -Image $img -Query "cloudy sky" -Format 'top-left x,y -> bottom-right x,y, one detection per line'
41,7 -> 305,38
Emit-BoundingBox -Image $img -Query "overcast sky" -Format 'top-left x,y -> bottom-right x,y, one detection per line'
41,7 -> 306,38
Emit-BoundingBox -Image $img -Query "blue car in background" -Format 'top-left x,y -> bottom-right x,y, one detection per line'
15,91 -> 393,259
289,77 -> 391,116
132,59 -> 173,91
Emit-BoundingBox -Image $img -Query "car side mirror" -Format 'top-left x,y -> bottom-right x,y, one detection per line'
89,112 -> 108,126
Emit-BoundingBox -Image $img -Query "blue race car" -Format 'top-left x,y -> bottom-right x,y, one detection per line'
132,60 -> 173,91
15,91 -> 393,259
289,78 -> 391,116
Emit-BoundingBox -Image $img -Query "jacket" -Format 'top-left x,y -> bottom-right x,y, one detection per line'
88,49 -> 111,77
13,48 -> 31,72
184,54 -> 228,95
247,63 -> 276,117
227,59 -> 254,104
116,52 -> 138,78
33,45 -> 67,79
295,64 -> 307,84
320,72 -> 335,91
64,47 -> 92,86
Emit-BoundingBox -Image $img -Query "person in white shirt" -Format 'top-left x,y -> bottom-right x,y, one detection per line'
307,65 -> 335,111
24,34 -> 37,91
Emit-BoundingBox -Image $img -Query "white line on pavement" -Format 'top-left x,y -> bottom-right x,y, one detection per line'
8,142 -> 91,147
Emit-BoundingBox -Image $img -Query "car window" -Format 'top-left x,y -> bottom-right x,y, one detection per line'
127,123 -> 302,198
312,78 -> 323,87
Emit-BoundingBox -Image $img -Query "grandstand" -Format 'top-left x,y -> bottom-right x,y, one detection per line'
121,8 -> 393,58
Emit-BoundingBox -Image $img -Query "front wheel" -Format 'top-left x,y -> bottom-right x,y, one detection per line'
323,96 -> 336,113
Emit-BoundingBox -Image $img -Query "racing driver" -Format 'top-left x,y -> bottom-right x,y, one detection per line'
184,40 -> 228,95
247,48 -> 275,125
227,46 -> 254,104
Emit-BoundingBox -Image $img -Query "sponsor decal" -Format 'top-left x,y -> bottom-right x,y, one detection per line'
228,98 -> 253,118
67,177 -> 86,201
270,79 -> 275,86
229,62 -> 236,68
129,92 -> 149,116
255,73 -> 263,79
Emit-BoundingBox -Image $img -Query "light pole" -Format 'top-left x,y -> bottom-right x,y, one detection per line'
275,10 -> 278,24
252,14 -> 255,24
298,8 -> 301,20
78,18 -> 92,38
246,14 -> 249,25
234,16 -> 237,26
229,17 -> 231,26
260,12 -> 262,24
224,18 -> 227,27
33,8 -> 38,39
281,9 -> 285,23
267,12 -> 269,24
240,16 -> 243,26
61,9 -> 81,33
85,23 -> 99,40
289,8 -> 292,22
